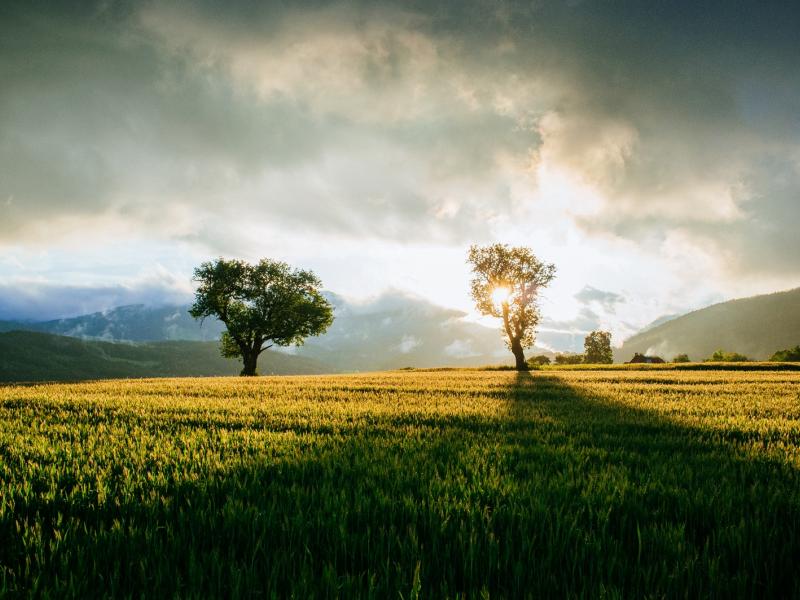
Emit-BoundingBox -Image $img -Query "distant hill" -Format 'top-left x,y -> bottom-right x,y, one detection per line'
0,292 -> 532,371
615,287 -> 800,362
0,331 -> 332,382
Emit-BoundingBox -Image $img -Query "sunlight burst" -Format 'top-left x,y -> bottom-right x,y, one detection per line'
491,285 -> 511,307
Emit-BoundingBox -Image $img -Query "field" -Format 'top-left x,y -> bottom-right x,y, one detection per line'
2,369 -> 800,597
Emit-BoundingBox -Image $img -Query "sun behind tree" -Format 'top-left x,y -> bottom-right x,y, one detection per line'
467,244 -> 556,370
189,258 -> 334,376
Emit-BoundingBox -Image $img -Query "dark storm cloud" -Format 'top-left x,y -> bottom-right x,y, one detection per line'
1,0 -> 799,278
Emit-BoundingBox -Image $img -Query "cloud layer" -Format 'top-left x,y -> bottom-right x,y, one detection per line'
1,0 -> 799,341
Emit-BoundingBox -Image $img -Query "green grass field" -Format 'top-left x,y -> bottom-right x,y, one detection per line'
2,369 -> 799,597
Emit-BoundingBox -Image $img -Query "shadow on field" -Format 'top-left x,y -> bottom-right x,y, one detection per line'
3,372 -> 800,597
504,371 -> 800,597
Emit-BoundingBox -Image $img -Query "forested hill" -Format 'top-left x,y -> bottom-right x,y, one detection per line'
615,287 -> 800,362
0,331 -> 332,382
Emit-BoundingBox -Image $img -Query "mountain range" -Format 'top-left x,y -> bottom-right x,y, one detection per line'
615,287 -> 800,362
2,287 -> 799,382
0,292 -> 519,379
0,303 -> 225,342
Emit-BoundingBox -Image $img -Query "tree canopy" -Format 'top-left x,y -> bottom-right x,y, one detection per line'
584,330 -> 613,364
554,353 -> 583,365
189,258 -> 333,376
527,354 -> 552,367
467,244 -> 556,370
769,345 -> 800,362
706,350 -> 749,363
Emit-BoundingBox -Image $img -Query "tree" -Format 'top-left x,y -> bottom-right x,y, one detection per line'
584,330 -> 613,364
189,258 -> 334,376
528,354 -> 552,367
467,244 -> 556,370
706,349 -> 749,362
769,345 -> 800,362
672,353 -> 690,363
554,353 -> 583,365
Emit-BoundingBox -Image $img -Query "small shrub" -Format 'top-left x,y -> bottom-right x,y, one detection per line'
672,353 -> 691,363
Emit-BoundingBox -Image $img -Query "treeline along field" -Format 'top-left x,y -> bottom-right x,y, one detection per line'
1,370 -> 799,597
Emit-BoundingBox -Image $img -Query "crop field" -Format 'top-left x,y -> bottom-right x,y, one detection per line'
1,369 -> 800,598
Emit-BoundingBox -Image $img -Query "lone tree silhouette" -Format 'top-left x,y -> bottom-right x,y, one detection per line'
190,258 -> 333,376
467,244 -> 556,370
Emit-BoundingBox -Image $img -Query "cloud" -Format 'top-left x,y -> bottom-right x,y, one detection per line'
1,0 -> 799,321
574,286 -> 625,313
444,338 -> 481,359
537,307 -> 601,354
0,267 -> 193,321
0,1 -> 540,250
535,286 -> 631,352
516,1 -> 800,280
396,335 -> 422,354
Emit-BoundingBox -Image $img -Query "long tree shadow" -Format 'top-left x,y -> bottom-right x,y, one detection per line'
505,370 -> 800,597
2,371 -> 799,597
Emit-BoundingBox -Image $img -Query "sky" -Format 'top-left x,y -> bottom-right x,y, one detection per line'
1,0 -> 799,349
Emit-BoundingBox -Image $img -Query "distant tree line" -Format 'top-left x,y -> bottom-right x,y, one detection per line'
529,342 -> 800,367
555,353 -> 586,365
623,345 -> 800,364
525,330 -> 615,367
706,350 -> 749,362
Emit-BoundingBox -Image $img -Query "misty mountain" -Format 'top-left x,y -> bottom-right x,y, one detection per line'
616,287 -> 800,362
0,304 -> 225,341
637,313 -> 681,333
293,292 -> 517,371
0,292 -> 530,371
0,331 -> 331,382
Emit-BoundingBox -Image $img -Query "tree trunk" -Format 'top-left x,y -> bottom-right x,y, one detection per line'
240,352 -> 259,376
510,339 -> 527,371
